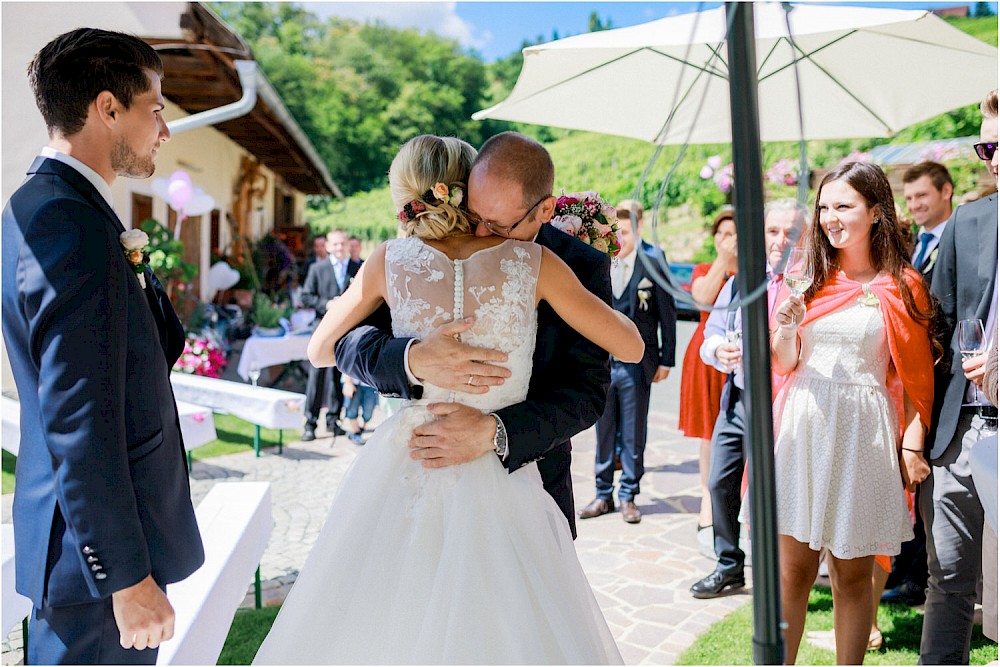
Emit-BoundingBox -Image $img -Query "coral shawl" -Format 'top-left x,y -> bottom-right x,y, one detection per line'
771,268 -> 935,433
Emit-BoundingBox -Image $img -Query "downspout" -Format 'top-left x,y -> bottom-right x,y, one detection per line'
166,59 -> 258,135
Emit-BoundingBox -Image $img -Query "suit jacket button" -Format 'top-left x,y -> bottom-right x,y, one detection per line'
91,564 -> 103,572
95,572 -> 107,580
87,555 -> 98,563
82,546 -> 94,555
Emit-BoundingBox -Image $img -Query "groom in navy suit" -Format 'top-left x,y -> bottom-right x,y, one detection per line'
335,132 -> 611,538
1,29 -> 203,664
580,201 -> 676,524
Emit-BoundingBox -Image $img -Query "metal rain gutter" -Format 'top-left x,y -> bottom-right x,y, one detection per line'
166,59 -> 258,135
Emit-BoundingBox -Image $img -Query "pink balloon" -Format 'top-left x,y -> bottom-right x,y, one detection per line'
168,171 -> 193,211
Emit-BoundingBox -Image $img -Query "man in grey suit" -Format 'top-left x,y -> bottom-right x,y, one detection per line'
300,228 -> 361,441
920,89 -> 999,665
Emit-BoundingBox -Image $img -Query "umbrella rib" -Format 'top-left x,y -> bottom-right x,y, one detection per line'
758,31 -> 857,81
647,45 -> 729,80
764,32 -> 895,134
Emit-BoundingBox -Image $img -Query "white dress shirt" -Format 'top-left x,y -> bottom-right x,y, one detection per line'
910,220 -> 947,268
40,146 -> 114,208
611,249 -> 637,299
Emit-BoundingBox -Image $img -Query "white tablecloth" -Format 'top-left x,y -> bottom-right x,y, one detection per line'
2,523 -> 31,636
2,397 -> 20,457
157,482 -> 272,665
236,334 -> 312,381
170,373 -> 304,430
177,401 -> 217,451
3,397 -> 217,456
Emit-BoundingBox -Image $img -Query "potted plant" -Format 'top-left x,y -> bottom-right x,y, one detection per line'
250,293 -> 286,337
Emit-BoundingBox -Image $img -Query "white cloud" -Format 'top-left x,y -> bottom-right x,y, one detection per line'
302,2 -> 488,51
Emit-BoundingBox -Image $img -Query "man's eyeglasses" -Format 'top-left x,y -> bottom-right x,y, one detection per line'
973,141 -> 997,161
468,196 -> 550,237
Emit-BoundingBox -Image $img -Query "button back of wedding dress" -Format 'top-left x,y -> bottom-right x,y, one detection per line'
385,237 -> 540,410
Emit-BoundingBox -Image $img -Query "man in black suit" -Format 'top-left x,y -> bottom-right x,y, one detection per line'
300,228 -> 361,441
579,200 -> 675,524
1,29 -> 204,664
335,132 -> 611,537
919,89 -> 999,665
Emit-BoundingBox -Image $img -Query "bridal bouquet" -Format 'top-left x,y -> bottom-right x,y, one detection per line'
549,191 -> 622,259
173,331 -> 228,378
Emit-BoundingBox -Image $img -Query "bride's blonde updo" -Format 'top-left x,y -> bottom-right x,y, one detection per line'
389,134 -> 477,241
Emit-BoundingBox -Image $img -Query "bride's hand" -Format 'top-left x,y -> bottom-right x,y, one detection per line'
409,403 -> 495,468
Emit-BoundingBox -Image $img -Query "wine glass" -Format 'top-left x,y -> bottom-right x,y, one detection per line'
249,362 -> 261,387
957,319 -> 986,361
724,315 -> 743,371
783,247 -> 813,325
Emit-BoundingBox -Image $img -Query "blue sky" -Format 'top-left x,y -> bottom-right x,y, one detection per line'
302,1 -> 996,62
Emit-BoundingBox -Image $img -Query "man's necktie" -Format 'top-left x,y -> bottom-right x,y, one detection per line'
913,232 -> 935,270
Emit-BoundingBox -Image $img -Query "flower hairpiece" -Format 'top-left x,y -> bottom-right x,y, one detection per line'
398,199 -> 427,224
428,182 -> 464,207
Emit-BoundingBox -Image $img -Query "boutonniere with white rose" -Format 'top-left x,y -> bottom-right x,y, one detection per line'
120,229 -> 150,288
637,289 -> 651,311
922,247 -> 939,274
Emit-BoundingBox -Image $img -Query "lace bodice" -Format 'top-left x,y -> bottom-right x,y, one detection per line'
797,299 -> 890,387
385,237 -> 540,411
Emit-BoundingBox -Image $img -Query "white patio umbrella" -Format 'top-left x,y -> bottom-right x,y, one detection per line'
473,3 -> 998,144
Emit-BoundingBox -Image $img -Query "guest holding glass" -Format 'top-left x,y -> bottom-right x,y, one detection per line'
677,207 -> 737,550
770,162 -> 937,665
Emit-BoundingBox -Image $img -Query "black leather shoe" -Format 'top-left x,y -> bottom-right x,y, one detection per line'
329,423 -> 346,436
690,570 -> 745,599
578,498 -> 614,519
880,580 -> 925,606
301,428 -> 316,442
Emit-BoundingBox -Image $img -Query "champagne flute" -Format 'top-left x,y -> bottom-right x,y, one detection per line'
783,247 -> 813,325
957,319 -> 986,361
249,362 -> 261,387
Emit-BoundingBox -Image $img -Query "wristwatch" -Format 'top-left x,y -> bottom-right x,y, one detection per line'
489,413 -> 508,459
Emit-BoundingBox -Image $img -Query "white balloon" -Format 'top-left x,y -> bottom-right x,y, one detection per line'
185,188 -> 216,217
208,261 -> 241,292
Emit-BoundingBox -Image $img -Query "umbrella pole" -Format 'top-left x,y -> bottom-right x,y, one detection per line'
725,3 -> 785,665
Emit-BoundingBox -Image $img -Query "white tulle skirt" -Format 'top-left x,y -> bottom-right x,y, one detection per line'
252,404 -> 623,665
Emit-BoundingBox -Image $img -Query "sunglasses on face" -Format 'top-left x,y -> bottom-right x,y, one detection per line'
973,141 -> 997,161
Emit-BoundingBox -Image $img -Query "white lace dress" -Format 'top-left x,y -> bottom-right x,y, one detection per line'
773,299 -> 912,559
252,238 -> 623,665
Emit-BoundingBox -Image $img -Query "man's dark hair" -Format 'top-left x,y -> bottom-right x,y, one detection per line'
28,28 -> 163,136
902,161 -> 954,192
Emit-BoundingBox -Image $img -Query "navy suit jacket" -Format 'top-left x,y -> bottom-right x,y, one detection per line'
334,224 -> 612,537
613,241 -> 677,386
2,157 -> 204,608
927,193 -> 998,460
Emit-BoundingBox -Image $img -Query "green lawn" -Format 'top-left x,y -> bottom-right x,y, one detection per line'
678,586 -> 998,665
1,413 -> 302,495
218,606 -> 280,664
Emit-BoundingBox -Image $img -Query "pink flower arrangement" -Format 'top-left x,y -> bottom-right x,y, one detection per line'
173,332 -> 228,378
550,191 -> 622,258
700,156 -> 734,193
766,158 -> 799,186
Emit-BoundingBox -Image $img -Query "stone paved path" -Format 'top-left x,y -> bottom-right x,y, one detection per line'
3,321 -> 755,665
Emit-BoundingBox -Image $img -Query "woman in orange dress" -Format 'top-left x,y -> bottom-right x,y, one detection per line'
678,207 -> 738,540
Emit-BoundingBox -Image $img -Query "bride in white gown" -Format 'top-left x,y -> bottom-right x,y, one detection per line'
251,135 -> 641,665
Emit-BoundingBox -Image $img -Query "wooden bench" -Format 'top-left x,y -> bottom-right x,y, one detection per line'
157,481 -> 272,665
2,482 -> 272,666
170,373 -> 305,456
